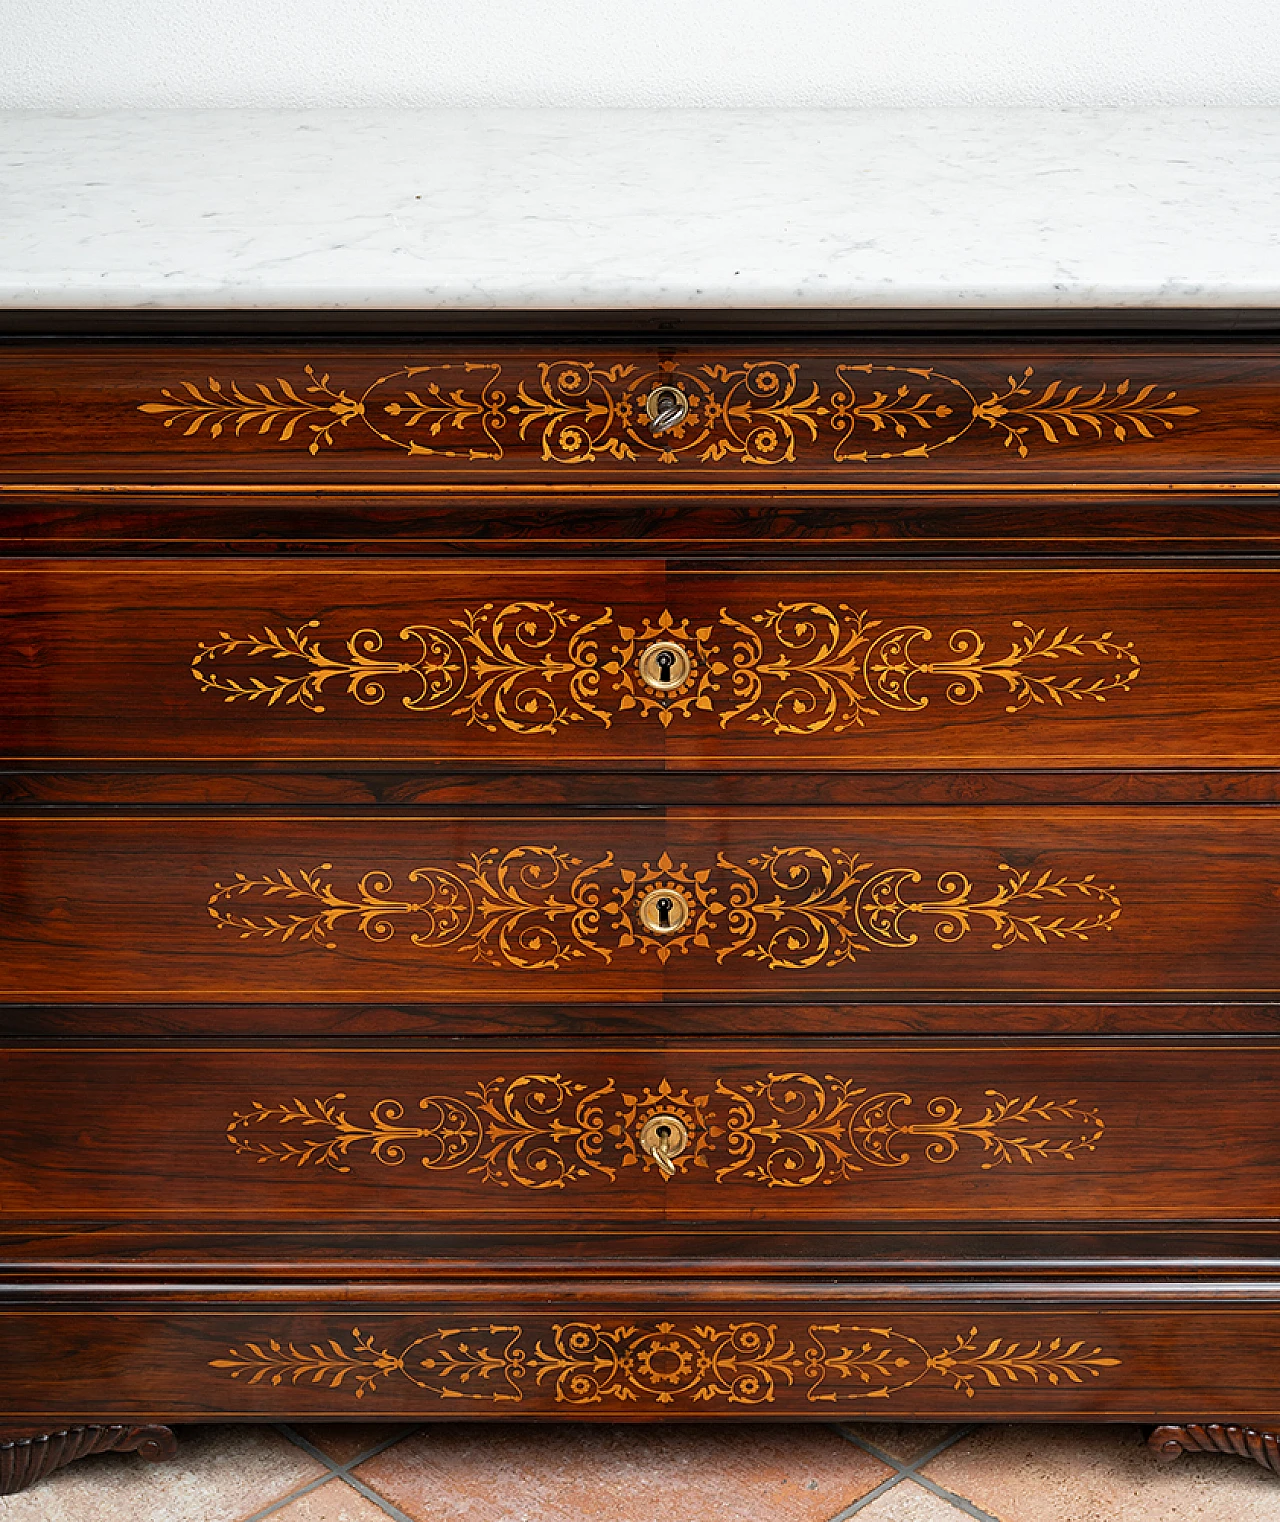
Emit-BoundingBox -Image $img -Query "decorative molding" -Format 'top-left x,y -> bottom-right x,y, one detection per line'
0,1426 -> 177,1496
191,601 -> 1141,735
211,1320 -> 1121,1405
208,848 -> 1123,969
1150,1423 -> 1280,1477
140,359 -> 1198,465
227,1072 -> 1105,1186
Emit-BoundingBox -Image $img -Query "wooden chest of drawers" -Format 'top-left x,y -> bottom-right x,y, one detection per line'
4,317 -> 1280,1489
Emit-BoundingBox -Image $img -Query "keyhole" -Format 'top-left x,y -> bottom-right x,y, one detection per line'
638,885 -> 688,934
639,640 -> 690,693
638,1112 -> 688,1176
647,385 -> 690,433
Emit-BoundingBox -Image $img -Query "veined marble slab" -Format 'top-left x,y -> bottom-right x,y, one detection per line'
2,108 -> 1279,310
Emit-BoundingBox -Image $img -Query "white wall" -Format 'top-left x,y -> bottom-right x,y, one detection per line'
3,0 -> 1279,109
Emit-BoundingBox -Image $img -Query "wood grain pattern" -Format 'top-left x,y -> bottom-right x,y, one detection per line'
5,998 -> 1280,1040
3,1303 -> 1280,1422
5,323 -> 1280,1461
7,560 -> 1280,771
4,340 -> 1273,490
4,1221 -> 1280,1287
0,1039 -> 1275,1223
6,768 -> 1280,809
1,809 -> 1275,1002
9,489 -> 1280,555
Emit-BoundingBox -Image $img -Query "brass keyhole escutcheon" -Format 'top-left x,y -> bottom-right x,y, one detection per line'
638,1113 -> 690,1177
638,639 -> 692,694
645,383 -> 690,434
637,886 -> 691,936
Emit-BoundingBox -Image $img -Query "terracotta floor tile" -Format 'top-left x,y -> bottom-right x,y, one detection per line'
266,1479 -> 394,1522
851,1481 -> 983,1519
924,1423 -> 1280,1521
840,1424 -> 966,1464
0,1424 -> 325,1522
288,1424 -> 420,1466
354,1421 -> 894,1522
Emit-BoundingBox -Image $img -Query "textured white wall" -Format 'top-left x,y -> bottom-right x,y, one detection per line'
3,0 -> 1279,109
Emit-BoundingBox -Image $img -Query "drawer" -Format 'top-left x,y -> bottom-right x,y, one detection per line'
1,339 -> 1278,491
2,1039 -> 1277,1224
2,807 -> 1278,1003
4,560 -> 1280,771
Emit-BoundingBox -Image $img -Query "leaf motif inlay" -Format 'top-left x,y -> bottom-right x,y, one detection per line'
192,602 -> 1141,735
140,359 -> 1198,464
208,849 -> 1122,968
210,1319 -> 1121,1404
227,1071 -> 1105,1186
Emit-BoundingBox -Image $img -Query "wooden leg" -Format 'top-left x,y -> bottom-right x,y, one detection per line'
1149,1423 -> 1280,1477
0,1425 -> 177,1496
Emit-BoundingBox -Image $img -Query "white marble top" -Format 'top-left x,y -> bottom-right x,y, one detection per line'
3,108 -> 1279,310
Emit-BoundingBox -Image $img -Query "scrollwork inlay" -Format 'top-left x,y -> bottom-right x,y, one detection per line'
192,601 -> 1141,735
141,359 -> 1198,464
208,848 -> 1122,969
227,1070 -> 1105,1187
210,1319 -> 1121,1404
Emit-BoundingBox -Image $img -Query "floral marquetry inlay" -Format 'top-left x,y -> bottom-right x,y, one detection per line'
207,848 -> 1123,969
210,1320 -> 1121,1404
139,359 -> 1199,464
227,1072 -> 1105,1186
191,601 -> 1141,735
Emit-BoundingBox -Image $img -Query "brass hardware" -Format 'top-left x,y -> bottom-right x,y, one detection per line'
645,384 -> 690,434
636,886 -> 691,936
638,1113 -> 690,1177
637,638 -> 692,693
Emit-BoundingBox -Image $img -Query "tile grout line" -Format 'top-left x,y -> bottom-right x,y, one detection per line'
888,1428 -> 1005,1522
823,1424 -> 962,1521
237,1421 -> 1002,1522
829,1426 -> 1002,1520
825,1469 -> 912,1520
907,1470 -> 1007,1522
227,1426 -> 422,1522
328,1465 -> 425,1522
234,1471 -> 340,1522
278,1424 -> 423,1473
276,1425 -> 424,1522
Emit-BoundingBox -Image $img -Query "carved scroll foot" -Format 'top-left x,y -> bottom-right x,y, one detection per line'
1149,1423 -> 1280,1478
0,1424 -> 177,1495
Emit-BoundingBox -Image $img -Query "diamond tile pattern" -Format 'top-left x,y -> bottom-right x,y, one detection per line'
9,1422 -> 1280,1521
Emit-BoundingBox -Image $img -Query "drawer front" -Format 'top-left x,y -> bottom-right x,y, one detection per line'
4,561 -> 1279,770
2,1040 -> 1277,1223
2,808 -> 1278,1002
2,1303 -> 1276,1421
1,340 -> 1277,489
